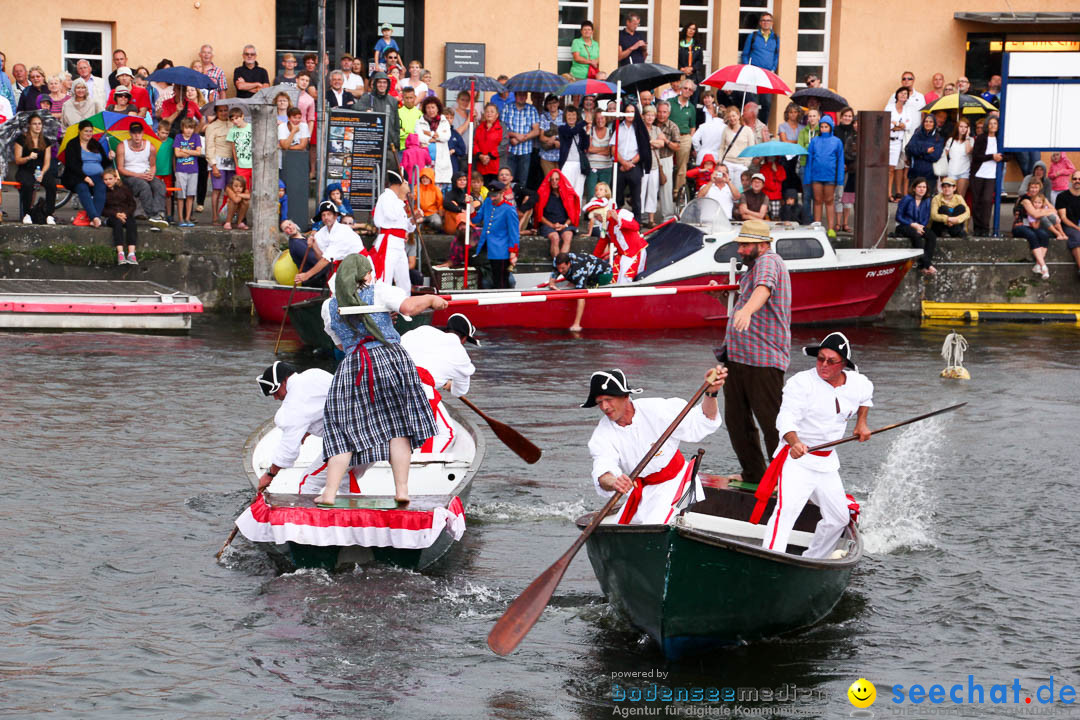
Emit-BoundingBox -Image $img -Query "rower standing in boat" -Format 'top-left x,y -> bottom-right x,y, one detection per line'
758,332 -> 872,558
315,253 -> 449,507
586,366 -> 727,525
294,201 -> 365,286
400,314 -> 480,455
372,170 -> 422,292
254,361 -> 334,492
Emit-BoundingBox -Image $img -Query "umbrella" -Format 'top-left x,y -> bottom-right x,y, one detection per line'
703,64 -> 792,96
57,111 -> 161,161
505,70 -> 566,94
606,63 -> 683,94
0,111 -> 62,178
147,66 -> 219,91
790,87 -> 849,113
558,79 -> 617,96
253,84 -> 302,105
738,140 -> 807,159
441,75 -> 507,94
200,95 -> 259,118
923,93 -> 996,116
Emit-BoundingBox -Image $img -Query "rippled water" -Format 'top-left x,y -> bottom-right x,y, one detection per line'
1,319 -> 1078,719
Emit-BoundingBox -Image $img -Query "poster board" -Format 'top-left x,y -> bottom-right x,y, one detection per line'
325,109 -> 390,213
1001,52 -> 1080,151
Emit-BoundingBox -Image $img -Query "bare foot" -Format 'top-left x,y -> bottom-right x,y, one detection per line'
314,492 -> 336,507
238,222 -> 249,230
395,496 -> 410,508
223,222 -> 232,230
569,325 -> 583,332
723,473 -> 743,484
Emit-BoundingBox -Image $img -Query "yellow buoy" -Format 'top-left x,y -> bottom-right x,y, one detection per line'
272,249 -> 298,286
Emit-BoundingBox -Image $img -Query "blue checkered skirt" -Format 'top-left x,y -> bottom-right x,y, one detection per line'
322,342 -> 437,464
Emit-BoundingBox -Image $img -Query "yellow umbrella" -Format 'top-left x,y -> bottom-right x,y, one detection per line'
922,93 -> 996,116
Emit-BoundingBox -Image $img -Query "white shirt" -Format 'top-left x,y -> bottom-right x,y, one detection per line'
277,121 -> 310,147
616,121 -> 639,163
692,119 -> 727,162
271,368 -> 334,468
341,72 -> 364,92
705,183 -> 735,220
775,367 -> 874,472
976,137 -> 998,180
400,326 -> 476,397
885,89 -> 925,113
314,221 -> 364,261
373,188 -> 416,250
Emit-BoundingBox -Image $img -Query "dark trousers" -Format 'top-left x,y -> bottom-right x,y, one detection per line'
723,360 -> 785,486
971,177 -> 996,235
288,236 -> 329,287
106,216 -> 138,247
895,223 -> 938,269
15,169 -> 56,218
196,156 -> 208,205
931,221 -> 966,238
756,93 -> 773,124
616,164 -> 643,221
506,153 -> 531,187
1013,225 -> 1050,250
801,182 -> 814,225
489,258 -> 511,289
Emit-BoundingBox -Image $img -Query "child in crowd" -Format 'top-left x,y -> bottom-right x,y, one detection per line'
223,175 -> 250,230
173,117 -> 203,226
227,108 -> 253,190
738,170 -> 753,194
278,179 -> 287,223
582,181 -> 612,238
401,133 -> 431,186
416,167 -> 444,230
373,23 -> 400,72
684,154 -> 717,194
1028,193 -> 1068,241
760,156 -> 787,220
155,119 -> 175,222
388,66 -> 404,103
312,183 -> 354,230
1048,152 -> 1076,204
470,174 -> 488,205
420,70 -> 435,97
204,105 -> 234,224
102,168 -> 140,265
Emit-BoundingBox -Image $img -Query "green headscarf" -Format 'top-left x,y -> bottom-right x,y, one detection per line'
334,253 -> 388,346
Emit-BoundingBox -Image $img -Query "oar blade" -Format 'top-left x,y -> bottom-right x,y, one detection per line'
488,419 -> 543,464
487,554 -> 571,656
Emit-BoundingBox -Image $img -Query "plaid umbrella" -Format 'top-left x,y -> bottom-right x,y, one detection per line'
558,79 -> 618,96
505,70 -> 565,94
57,111 -> 161,161
923,93 -> 996,116
441,75 -> 507,93
703,64 -> 792,96
0,111 -> 62,178
790,87 -> 849,113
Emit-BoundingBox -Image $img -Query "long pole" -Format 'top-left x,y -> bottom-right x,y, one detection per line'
609,79 -> 622,268
316,0 -> 328,203
464,79 -> 476,288
273,244 -> 312,355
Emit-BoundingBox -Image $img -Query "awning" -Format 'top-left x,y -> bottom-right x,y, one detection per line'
954,12 -> 1080,25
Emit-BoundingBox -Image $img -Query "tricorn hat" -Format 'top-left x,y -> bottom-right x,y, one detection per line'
581,368 -> 642,408
446,313 -> 480,346
312,199 -> 339,224
257,361 -> 296,396
803,331 -> 857,370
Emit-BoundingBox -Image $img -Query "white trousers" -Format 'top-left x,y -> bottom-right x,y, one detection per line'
383,246 -> 411,293
657,156 -> 674,219
562,160 -> 585,200
617,248 -> 645,284
762,459 -> 850,559
640,167 -> 659,214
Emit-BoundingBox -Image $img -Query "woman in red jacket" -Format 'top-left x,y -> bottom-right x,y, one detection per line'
473,102 -> 502,184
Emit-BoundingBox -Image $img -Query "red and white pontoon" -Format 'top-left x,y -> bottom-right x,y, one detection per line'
0,279 -> 202,332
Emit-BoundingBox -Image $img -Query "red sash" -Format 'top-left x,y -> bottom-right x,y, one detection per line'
415,366 -> 454,454
748,445 -> 833,524
352,335 -> 378,402
372,227 -> 408,280
618,451 -> 686,525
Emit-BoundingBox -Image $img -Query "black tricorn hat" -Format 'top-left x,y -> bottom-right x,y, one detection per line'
256,361 -> 296,396
803,331 -> 857,370
581,368 -> 643,408
445,313 -> 480,346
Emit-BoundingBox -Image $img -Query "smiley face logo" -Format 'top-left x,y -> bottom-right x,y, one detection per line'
848,678 -> 876,708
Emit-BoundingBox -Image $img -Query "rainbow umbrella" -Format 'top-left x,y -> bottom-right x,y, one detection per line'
57,111 -> 161,161
558,79 -> 618,96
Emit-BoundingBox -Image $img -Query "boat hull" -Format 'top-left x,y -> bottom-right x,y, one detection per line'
0,279 -> 201,332
431,260 -> 915,330
286,296 -> 431,352
247,282 -> 326,325
577,490 -> 860,659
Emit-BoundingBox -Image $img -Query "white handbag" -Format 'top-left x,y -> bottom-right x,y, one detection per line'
933,139 -> 951,177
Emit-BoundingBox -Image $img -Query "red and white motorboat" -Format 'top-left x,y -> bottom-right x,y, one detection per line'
0,279 -> 202,332
247,281 -> 326,325
431,199 -> 923,330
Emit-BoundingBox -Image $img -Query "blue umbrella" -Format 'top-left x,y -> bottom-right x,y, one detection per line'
738,140 -> 807,158
558,79 -> 618,96
441,75 -> 507,93
146,66 -> 219,91
505,70 -> 565,94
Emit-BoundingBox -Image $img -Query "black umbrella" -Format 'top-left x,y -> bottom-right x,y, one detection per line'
790,87 -> 849,113
441,75 -> 507,94
606,63 -> 683,93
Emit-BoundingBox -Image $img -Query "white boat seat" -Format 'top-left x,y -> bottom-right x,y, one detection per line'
678,512 -> 814,549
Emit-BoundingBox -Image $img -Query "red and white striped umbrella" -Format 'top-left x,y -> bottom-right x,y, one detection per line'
702,64 -> 792,96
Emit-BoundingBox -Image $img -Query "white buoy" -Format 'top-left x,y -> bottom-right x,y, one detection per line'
940,330 -> 971,379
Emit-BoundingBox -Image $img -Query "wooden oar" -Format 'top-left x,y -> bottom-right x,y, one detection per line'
487,378 -> 713,656
459,396 -> 541,464
273,244 -> 312,356
215,491 -> 260,560
805,402 -> 967,454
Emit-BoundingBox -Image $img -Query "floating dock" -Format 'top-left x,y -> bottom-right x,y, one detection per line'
922,301 -> 1080,323
0,279 -> 202,332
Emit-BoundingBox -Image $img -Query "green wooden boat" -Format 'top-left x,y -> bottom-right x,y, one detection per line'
575,482 -> 861,660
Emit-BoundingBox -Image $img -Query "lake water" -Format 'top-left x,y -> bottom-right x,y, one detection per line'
1,318 -> 1077,719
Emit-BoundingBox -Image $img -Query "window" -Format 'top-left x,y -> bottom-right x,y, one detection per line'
738,0 -> 773,63
679,1 -> 713,75
558,0 -> 594,76
276,0 -> 337,63
713,242 -> 739,264
776,236 -> 825,260
795,0 -> 832,88
620,0 -> 654,62
61,21 -> 112,78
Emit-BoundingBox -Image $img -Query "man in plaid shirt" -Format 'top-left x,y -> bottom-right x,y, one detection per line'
719,218 -> 791,486
199,44 -> 228,102
500,92 -> 540,188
